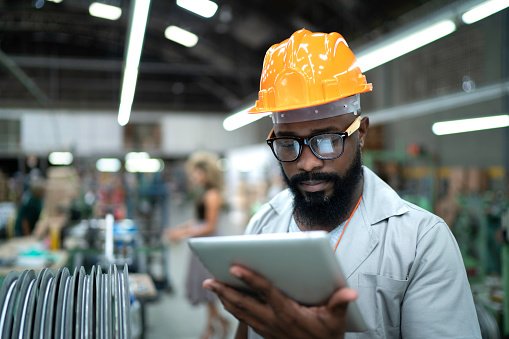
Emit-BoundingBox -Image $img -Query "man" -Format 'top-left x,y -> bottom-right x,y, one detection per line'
204,29 -> 481,338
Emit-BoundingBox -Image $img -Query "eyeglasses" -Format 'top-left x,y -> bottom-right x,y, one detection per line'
266,116 -> 362,162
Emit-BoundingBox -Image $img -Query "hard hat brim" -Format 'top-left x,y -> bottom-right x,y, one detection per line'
248,84 -> 372,115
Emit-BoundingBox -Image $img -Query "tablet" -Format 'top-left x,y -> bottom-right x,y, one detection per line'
188,231 -> 367,332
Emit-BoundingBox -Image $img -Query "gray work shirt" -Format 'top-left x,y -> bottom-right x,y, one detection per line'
244,166 -> 481,339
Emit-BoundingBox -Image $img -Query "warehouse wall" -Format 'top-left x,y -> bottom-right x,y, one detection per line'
0,109 -> 272,157
363,9 -> 508,169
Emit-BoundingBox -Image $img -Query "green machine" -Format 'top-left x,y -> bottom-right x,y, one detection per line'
502,209 -> 509,335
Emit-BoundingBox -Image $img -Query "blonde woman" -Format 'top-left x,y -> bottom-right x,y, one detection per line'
166,151 -> 229,339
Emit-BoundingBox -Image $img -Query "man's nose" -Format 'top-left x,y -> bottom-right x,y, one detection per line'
296,145 -> 324,172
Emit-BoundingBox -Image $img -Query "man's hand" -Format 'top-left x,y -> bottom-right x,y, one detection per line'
203,265 -> 357,339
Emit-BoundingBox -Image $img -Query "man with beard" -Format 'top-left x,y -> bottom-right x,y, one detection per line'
204,29 -> 481,338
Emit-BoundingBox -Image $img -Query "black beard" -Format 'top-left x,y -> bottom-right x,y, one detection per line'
282,147 -> 363,230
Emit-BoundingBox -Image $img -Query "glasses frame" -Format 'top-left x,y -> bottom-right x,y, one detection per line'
266,116 -> 362,162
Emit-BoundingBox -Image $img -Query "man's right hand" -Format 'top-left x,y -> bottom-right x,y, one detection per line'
203,264 -> 357,339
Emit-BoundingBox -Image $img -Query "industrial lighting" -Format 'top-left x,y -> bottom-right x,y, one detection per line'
48,152 -> 73,166
118,0 -> 151,126
89,2 -> 122,20
96,158 -> 122,172
125,152 -> 164,173
356,20 -> 456,72
125,151 -> 149,161
462,0 -> 509,24
432,114 -> 509,135
223,106 -> 270,131
125,158 -> 164,173
164,26 -> 198,48
176,0 -> 218,18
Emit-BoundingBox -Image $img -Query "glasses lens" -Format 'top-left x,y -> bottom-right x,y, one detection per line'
272,139 -> 300,161
310,134 -> 344,159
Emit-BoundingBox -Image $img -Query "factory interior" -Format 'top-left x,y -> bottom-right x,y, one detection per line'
0,0 -> 508,338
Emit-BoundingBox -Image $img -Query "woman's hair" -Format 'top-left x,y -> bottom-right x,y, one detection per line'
186,151 -> 224,190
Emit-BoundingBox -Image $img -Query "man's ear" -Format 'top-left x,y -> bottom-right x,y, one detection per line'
359,116 -> 369,148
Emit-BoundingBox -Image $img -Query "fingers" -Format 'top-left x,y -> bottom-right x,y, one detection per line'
291,288 -> 355,338
203,278 -> 272,331
229,265 -> 285,304
228,266 -> 306,336
327,287 -> 358,318
327,287 -> 357,311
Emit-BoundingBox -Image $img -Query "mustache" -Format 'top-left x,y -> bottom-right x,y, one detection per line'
289,172 -> 339,186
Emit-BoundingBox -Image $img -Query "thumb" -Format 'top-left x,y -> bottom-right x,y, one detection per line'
328,287 -> 358,311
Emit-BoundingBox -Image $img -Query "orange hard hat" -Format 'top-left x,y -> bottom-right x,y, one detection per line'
249,29 -> 372,117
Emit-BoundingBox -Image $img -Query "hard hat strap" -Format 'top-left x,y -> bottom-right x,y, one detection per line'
272,94 -> 361,124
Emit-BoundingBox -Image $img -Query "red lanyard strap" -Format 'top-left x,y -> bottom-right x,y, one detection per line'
333,195 -> 362,253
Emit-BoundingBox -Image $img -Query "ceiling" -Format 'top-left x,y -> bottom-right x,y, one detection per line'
0,0 -> 455,115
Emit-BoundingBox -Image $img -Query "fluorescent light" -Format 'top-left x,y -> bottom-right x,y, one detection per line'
125,151 -> 149,161
432,114 -> 509,135
118,0 -> 151,126
89,2 -> 122,20
164,26 -> 198,48
118,66 -> 138,126
356,20 -> 456,72
176,0 -> 218,18
223,106 -> 271,131
96,158 -> 122,172
462,0 -> 509,24
47,0 -> 63,3
126,158 -> 164,173
48,152 -> 73,165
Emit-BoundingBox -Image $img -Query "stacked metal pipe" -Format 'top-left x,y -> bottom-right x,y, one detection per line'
0,264 -> 131,339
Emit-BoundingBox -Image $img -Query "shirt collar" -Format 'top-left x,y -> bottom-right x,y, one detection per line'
361,166 -> 409,225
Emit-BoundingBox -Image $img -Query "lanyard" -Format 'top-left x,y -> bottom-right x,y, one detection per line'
333,195 -> 362,253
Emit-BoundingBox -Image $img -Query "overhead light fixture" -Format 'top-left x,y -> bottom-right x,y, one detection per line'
47,0 -> 63,3
96,158 -> 122,172
223,106 -> 270,131
89,2 -> 122,20
126,158 -> 164,173
462,0 -> 509,24
48,152 -> 73,166
118,0 -> 151,126
432,114 -> 509,135
176,0 -> 218,18
356,19 -> 456,72
125,151 -> 149,161
124,152 -> 164,173
164,26 -> 198,48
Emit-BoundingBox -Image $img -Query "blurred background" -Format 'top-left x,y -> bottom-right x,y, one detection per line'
0,0 -> 508,338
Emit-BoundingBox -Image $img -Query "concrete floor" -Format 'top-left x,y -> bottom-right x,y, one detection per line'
142,199 -> 240,339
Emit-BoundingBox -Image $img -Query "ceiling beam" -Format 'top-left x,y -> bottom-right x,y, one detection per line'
0,49 -> 50,107
9,55 -> 260,78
